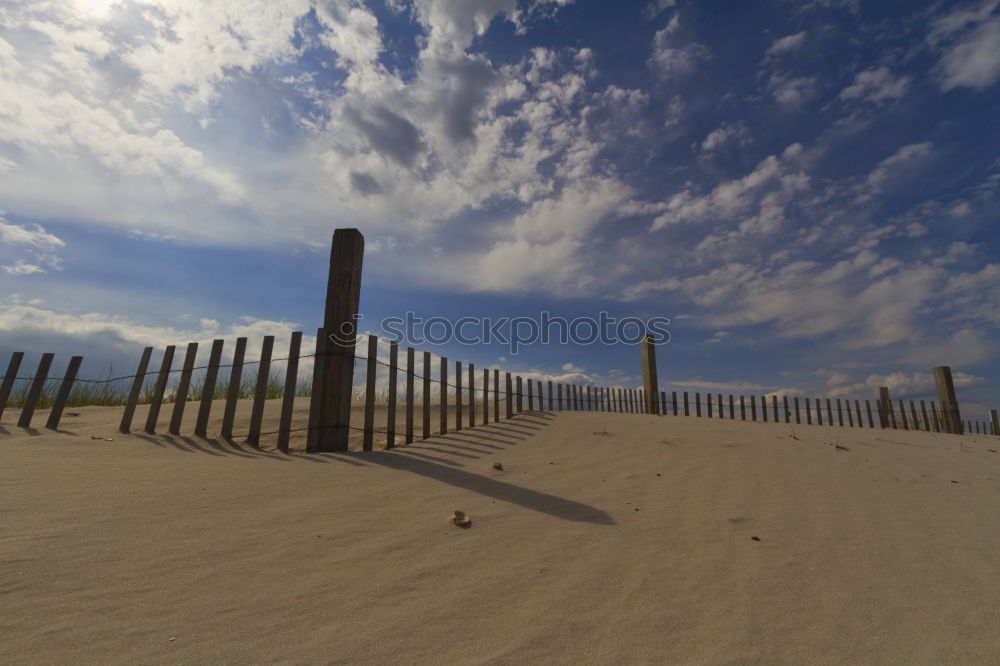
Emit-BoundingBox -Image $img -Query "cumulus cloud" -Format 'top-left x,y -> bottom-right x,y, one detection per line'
700,120 -> 750,152
0,214 -> 65,275
648,14 -> 710,78
765,31 -> 807,57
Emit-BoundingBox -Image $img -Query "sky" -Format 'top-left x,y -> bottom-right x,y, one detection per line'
1,0 -> 998,418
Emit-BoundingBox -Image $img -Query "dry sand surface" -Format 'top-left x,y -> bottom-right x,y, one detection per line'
2,403 -> 1000,665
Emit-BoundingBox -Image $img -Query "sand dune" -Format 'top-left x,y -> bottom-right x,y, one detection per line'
2,406 -> 999,664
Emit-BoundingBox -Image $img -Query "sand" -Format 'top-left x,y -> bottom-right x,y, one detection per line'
2,404 -> 999,665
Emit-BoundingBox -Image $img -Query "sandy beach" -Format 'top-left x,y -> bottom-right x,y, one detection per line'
2,404 -> 998,665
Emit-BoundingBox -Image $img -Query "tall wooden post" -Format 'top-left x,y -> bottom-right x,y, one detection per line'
640,334 -> 659,415
313,228 -> 364,452
990,409 -> 999,436
878,387 -> 891,429
933,366 -> 962,434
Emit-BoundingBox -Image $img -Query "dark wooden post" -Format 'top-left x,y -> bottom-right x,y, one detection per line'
505,373 -> 513,418
825,399 -> 833,426
760,396 -> 766,422
740,395 -> 746,420
897,399 -> 909,430
794,397 -> 800,424
145,346 -> 175,434
934,366 -> 962,434
558,384 -> 563,411
528,377 -> 534,412
119,347 -> 153,434
246,336 -> 274,447
865,400 -> 874,428
750,395 -> 756,421
169,342 -> 198,435
46,355 -> 82,430
362,335 -> 378,451
469,364 -> 476,425
440,357 -> 448,436
729,394 -> 734,420
314,228 -> 364,452
989,409 -> 999,436
805,398 -> 811,425
386,341 -> 398,448
17,353 -> 54,429
836,399 -> 844,427
405,347 -> 415,444
855,400 -> 863,428
919,400 -> 929,432
695,392 -> 702,417
516,376 -> 522,413
684,392 -> 690,416
846,401 -> 854,427
640,334 -> 659,415
929,401 -> 940,432
493,369 -> 499,422
547,380 -> 553,410
422,351 -> 431,439
482,368 -> 489,424
457,361 -> 464,430
707,392 -> 713,418
815,398 -> 823,426
222,338 -> 247,441
0,351 -> 24,423
783,396 -> 790,424
195,339 -> 226,438
909,401 -> 919,431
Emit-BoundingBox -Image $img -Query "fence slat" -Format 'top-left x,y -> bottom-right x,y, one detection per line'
46,355 -> 83,430
406,347 -> 415,444
919,400 -> 929,432
305,334 -> 323,446
440,357 -> 448,436
516,376 -> 522,414
168,343 -> 199,435
865,400 -> 874,428
505,373 -> 513,419
196,339 -> 226,438
696,392 -> 702,418
469,364 -> 476,426
457,361 -> 463,430
750,395 -> 756,421
362,335 -> 377,451
855,400 -> 863,428
794,397 -> 800,424
387,342 -> 398,449
898,399 -> 909,430
17,353 -> 55,429
119,347 -> 153,434
558,384 -> 563,411
837,399 -> 843,427
145,346 -> 176,434
494,369 -> 500,422
246,336 -> 274,447
483,368 -> 490,424
846,401 -> 854,427
276,331 -> 300,450
527,376 -> 533,413
909,401 -> 919,431
783,396 -> 790,424
826,399 -> 833,427
816,399 -> 823,426
0,351 -> 25,423
422,352 -> 431,439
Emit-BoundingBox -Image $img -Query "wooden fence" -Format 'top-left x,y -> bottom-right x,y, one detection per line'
1,341 -> 998,446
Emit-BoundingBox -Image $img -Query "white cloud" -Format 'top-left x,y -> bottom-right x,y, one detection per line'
838,67 -> 911,104
765,32 -> 807,57
767,73 -> 817,108
649,15 -> 710,78
700,120 -> 750,152
929,1 -> 1000,90
0,214 -> 65,275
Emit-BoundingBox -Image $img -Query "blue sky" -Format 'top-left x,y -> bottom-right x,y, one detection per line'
1,0 -> 998,416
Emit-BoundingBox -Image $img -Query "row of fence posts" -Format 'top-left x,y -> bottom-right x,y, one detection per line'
2,343 -> 999,443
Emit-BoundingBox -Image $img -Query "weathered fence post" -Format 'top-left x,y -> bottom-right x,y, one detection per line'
816,398 -> 823,426
224,337 -> 248,442
696,392 -> 702,417
469,363 -> 476,425
558,384 -> 563,411
440,357 -> 448,436
684,392 -> 690,416
825,399 -> 833,427
422,352 -> 431,439
528,378 -> 534,413
16,353 -> 54,429
195,339 -> 226,438
457,361 -> 464,430
640,334 -> 659,415
750,395 -> 756,421
405,347 -> 415,444
119,347 -> 153,434
168,342 -> 198,435
313,228 -> 364,452
246,336 -> 274,447
386,341 -> 398,448
505,373 -> 513,419
516,376 -> 522,413
362,335 -> 378,451
897,399 -> 908,430
990,409 -> 999,436
740,395 -> 746,420
794,397 -> 800,424
46,355 -> 82,430
547,380 -> 553,410
493,369 -> 499,421
805,398 -> 811,425
483,368 -> 490,424
909,401 -> 919,431
145,346 -> 175,434
306,332 -> 326,450
865,399 -> 874,428
933,366 -> 962,434
0,351 -> 25,423
919,400 -> 929,432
